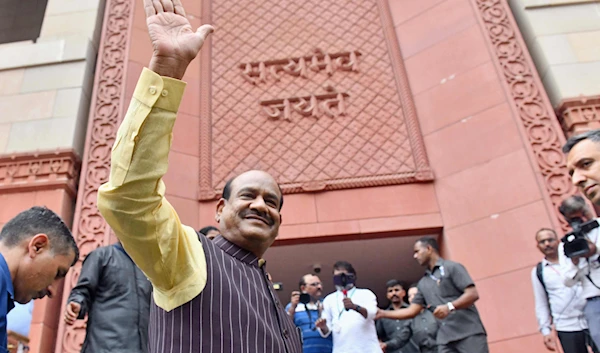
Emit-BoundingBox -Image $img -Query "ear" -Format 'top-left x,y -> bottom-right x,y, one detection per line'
216,198 -> 226,222
278,213 -> 282,225
28,233 -> 50,258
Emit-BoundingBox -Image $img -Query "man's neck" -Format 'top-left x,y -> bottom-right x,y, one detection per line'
221,233 -> 269,258
545,254 -> 559,264
391,301 -> 404,310
427,254 -> 440,271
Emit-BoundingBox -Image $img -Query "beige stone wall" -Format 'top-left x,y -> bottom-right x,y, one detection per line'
508,0 -> 600,106
0,0 -> 106,155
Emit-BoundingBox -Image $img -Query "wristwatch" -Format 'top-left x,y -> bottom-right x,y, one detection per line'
354,305 -> 362,312
447,302 -> 455,312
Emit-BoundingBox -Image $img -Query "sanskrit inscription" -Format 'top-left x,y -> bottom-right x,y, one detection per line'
240,48 -> 361,85
260,86 -> 348,121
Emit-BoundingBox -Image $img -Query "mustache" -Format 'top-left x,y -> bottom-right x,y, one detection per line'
241,209 -> 274,226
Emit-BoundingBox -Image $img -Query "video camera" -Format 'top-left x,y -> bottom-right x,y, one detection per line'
562,217 -> 600,258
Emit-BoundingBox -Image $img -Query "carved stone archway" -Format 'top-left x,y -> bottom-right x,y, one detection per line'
55,0 -> 133,352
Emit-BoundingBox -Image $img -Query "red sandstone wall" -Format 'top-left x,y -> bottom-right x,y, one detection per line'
388,0 -> 553,351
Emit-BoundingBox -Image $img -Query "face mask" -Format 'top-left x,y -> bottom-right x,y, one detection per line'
333,273 -> 356,290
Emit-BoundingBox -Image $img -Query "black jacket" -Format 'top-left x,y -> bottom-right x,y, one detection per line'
68,244 -> 151,353
376,303 -> 420,353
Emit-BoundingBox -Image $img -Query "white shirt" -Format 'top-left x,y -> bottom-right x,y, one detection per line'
318,287 -> 380,353
559,222 -> 600,299
531,259 -> 587,335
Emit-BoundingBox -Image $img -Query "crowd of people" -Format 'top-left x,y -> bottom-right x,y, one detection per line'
282,237 -> 487,353
2,1 -> 600,353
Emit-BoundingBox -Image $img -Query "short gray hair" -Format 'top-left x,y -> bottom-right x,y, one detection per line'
563,129 -> 600,154
559,195 -> 591,218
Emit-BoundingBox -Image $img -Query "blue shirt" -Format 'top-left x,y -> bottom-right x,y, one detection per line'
286,302 -> 333,353
0,253 -> 15,353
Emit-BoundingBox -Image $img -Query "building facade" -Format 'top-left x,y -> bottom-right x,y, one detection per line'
2,0 -> 599,352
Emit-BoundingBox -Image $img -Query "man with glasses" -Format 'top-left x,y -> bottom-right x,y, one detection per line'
287,274 -> 332,353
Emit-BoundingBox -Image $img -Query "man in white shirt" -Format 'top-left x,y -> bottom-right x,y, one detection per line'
315,261 -> 381,353
563,129 -> 600,349
531,228 -> 595,352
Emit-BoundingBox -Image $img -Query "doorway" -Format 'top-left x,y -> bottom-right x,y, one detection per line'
264,233 -> 439,307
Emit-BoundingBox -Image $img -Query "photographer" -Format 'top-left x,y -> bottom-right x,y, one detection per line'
286,274 -> 332,353
563,129 -> 600,349
531,228 -> 594,352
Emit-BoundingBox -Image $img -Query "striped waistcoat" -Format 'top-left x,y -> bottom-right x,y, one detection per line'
148,235 -> 303,353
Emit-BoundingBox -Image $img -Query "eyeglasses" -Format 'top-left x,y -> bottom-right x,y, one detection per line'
306,282 -> 322,287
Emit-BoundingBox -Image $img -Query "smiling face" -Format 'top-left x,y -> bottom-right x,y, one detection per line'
567,139 -> 600,206
13,234 -> 75,304
216,170 -> 282,257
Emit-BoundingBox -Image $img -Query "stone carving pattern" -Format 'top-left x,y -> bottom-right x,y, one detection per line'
0,151 -> 79,195
474,0 -> 575,231
200,0 -> 432,198
558,96 -> 600,137
58,0 -> 131,352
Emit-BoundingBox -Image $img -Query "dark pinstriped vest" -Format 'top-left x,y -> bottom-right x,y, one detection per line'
148,234 -> 302,353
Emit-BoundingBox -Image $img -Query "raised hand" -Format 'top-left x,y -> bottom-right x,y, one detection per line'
144,0 -> 214,79
290,291 -> 300,306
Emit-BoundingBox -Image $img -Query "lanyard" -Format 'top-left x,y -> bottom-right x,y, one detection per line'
337,287 -> 356,319
428,266 -> 444,282
546,263 -> 562,276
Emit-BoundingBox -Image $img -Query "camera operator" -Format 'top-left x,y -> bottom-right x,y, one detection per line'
531,228 -> 595,352
563,129 -> 600,349
286,274 -> 333,353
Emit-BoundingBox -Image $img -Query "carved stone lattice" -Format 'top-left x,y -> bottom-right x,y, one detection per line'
56,0 -> 132,352
472,0 -> 575,231
557,95 -> 600,137
199,0 -> 432,199
0,150 -> 79,196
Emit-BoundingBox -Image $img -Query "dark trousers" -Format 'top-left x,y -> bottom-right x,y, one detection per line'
557,330 -> 599,353
438,334 -> 489,353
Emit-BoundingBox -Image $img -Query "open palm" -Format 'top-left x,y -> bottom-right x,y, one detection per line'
147,12 -> 209,64
144,0 -> 213,78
